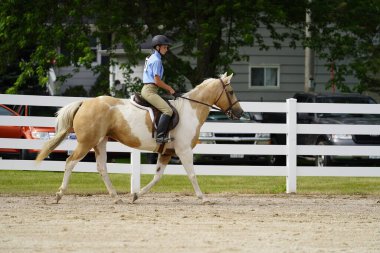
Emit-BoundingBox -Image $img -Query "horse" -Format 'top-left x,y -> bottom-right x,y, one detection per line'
36,73 -> 244,204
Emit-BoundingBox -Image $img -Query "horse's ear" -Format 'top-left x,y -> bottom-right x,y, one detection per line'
220,72 -> 227,79
225,73 -> 234,83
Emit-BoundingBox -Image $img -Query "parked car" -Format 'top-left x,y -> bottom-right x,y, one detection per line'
1,104 -> 130,161
194,111 -> 271,165
265,92 -> 380,166
145,111 -> 271,165
0,104 -> 23,158
7,104 -> 70,160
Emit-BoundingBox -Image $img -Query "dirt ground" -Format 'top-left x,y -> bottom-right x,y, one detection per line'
0,193 -> 379,253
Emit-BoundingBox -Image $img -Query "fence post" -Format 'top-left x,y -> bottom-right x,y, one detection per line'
286,98 -> 297,193
130,149 -> 141,194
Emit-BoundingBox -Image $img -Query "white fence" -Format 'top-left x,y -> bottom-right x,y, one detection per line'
1,94 -> 380,193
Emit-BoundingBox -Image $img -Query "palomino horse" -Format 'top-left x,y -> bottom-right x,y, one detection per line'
36,73 -> 243,204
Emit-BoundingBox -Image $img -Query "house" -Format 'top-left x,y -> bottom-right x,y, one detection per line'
50,27 -> 361,102
230,27 -> 359,102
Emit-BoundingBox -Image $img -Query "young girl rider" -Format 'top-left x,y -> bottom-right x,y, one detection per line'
142,35 -> 176,144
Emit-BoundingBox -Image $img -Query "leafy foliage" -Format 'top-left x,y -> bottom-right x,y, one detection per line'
142,0 -> 306,86
307,0 -> 380,92
62,85 -> 88,97
0,0 -> 145,94
0,0 -> 379,94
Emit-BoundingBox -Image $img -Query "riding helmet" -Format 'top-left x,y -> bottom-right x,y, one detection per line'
152,35 -> 172,48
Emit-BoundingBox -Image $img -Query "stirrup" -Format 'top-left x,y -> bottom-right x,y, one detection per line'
156,136 -> 174,144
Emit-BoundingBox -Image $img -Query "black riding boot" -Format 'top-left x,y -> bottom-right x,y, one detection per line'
156,114 -> 172,144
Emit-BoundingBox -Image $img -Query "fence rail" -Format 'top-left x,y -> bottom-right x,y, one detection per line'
1,94 -> 380,193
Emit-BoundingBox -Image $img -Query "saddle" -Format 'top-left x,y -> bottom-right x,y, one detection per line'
132,93 -> 179,137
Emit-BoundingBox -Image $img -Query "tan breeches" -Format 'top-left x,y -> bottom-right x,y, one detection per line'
141,84 -> 173,116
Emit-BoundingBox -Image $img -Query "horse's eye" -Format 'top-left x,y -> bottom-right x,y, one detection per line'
229,91 -> 234,95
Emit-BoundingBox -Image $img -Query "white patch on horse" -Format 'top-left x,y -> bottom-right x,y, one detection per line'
172,99 -> 201,149
116,101 -> 155,150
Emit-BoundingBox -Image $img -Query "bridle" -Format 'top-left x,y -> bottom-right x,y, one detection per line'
176,78 -> 240,118
214,78 -> 240,118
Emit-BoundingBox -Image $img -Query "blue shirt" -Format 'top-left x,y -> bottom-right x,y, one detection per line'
143,50 -> 164,83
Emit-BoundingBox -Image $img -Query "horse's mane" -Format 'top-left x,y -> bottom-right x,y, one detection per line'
171,74 -> 227,110
186,78 -> 214,96
170,77 -> 217,111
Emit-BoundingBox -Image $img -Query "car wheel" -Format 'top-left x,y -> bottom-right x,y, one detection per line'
315,140 -> 332,167
268,155 -> 286,166
268,137 -> 286,166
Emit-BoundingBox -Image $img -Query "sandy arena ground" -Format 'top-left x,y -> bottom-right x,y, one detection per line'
0,193 -> 379,253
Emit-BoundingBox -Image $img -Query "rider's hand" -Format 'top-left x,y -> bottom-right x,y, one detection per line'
168,87 -> 176,95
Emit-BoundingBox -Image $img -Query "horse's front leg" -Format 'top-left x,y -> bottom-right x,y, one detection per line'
132,153 -> 171,203
177,148 -> 209,204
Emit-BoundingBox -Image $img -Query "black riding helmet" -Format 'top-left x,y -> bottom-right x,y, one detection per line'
152,35 -> 172,48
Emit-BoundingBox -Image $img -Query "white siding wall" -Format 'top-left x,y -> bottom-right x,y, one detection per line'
230,27 -> 359,102
57,67 -> 99,94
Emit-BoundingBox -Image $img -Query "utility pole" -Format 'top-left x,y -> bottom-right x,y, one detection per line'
305,6 -> 315,92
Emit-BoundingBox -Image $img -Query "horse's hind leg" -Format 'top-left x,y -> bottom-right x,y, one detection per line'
132,154 -> 171,203
93,137 -> 121,204
56,143 -> 92,203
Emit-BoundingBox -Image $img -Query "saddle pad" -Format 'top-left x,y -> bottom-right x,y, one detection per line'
130,95 -> 156,127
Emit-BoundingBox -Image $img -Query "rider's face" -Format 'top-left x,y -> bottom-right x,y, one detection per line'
159,45 -> 169,55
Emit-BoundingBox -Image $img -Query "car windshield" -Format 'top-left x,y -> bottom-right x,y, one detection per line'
207,111 -> 252,121
316,96 -> 379,118
316,97 -> 376,104
0,105 -> 15,116
207,112 -> 230,121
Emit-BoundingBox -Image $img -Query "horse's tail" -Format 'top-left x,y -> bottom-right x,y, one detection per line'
35,101 -> 82,163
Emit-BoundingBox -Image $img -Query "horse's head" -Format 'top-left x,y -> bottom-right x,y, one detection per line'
214,73 -> 244,120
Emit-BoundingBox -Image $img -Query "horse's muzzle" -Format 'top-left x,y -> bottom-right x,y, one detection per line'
226,108 -> 244,120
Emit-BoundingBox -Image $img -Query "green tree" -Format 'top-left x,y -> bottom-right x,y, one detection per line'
0,0 -> 306,94
307,0 -> 380,93
0,0 -> 145,94
141,0 -> 306,87
1,0 -> 379,95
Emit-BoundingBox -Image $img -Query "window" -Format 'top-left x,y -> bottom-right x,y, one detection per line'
250,66 -> 279,88
89,36 -> 101,65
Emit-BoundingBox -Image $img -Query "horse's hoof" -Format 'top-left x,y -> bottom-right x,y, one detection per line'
55,192 -> 62,204
131,193 -> 138,204
114,198 -> 123,204
202,199 -> 212,205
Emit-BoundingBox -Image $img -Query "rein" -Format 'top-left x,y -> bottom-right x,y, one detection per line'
176,78 -> 239,115
177,96 -> 222,111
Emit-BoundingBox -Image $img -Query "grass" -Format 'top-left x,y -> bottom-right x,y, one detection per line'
1,170 -> 380,196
